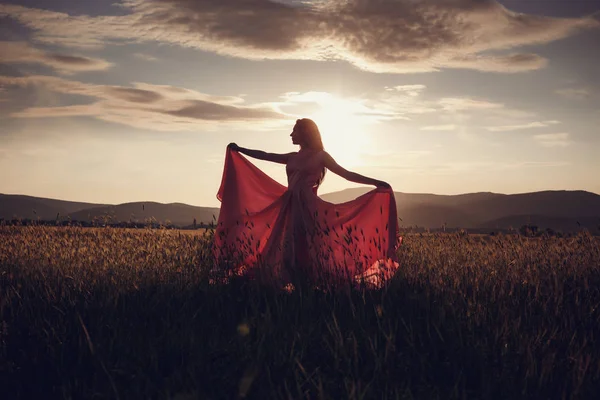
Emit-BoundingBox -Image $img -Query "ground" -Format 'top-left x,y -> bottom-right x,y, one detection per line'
1,226 -> 599,399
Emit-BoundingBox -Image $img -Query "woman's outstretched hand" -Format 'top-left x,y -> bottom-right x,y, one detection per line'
228,142 -> 240,151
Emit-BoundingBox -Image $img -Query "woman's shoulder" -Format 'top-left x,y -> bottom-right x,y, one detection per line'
318,150 -> 333,161
312,149 -> 330,161
308,149 -> 328,157
286,150 -> 300,159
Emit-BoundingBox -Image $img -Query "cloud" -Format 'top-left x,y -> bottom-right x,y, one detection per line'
0,75 -> 289,131
0,41 -> 113,73
443,53 -> 548,73
277,89 -> 536,133
365,89 -> 438,117
0,73 -> 561,136
368,87 -> 528,122
486,108 -> 538,120
364,85 -> 548,130
533,133 -> 571,147
555,88 -> 591,100
420,124 -> 457,131
133,53 -> 158,61
275,91 -> 408,122
1,0 -> 598,74
486,120 -> 560,132
385,84 -> 427,96
163,100 -> 284,121
439,97 -> 504,111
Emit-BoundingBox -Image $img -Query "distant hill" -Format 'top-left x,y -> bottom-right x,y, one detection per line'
321,189 -> 600,233
458,191 -> 600,221
0,194 -> 108,220
2,190 -> 599,232
68,202 -> 219,227
0,194 -> 219,227
321,188 -> 502,209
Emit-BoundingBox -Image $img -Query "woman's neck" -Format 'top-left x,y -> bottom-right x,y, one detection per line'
299,145 -> 319,152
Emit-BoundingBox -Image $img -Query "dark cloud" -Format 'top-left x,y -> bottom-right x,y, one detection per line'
165,99 -> 285,120
0,41 -> 113,73
105,87 -> 164,103
132,0 -> 313,51
45,53 -> 104,66
1,0 -> 598,73
126,0 -> 599,72
0,75 -> 289,130
0,0 -> 600,72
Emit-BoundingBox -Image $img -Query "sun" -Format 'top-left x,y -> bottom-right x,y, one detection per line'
308,95 -> 371,168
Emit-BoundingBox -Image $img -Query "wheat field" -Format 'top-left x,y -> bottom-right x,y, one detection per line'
1,226 -> 599,399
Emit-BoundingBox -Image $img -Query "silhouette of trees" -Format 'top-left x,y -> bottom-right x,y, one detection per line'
519,224 -> 538,237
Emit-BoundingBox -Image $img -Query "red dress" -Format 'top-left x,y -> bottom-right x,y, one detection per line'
213,148 -> 401,288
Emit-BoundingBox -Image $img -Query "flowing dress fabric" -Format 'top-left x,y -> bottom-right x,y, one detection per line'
214,148 -> 400,287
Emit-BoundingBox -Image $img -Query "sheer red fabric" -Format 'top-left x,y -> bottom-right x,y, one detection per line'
213,148 -> 401,288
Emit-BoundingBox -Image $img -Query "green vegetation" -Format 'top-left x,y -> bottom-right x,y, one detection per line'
1,226 -> 599,399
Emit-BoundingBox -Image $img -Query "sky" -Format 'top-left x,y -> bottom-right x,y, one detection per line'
0,0 -> 599,207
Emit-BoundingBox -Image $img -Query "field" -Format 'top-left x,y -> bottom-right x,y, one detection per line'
1,226 -> 600,399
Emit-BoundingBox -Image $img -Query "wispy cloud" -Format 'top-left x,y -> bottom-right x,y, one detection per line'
275,91 -> 407,123
371,86 -> 533,123
385,85 -> 426,96
486,120 -> 560,132
0,41 -> 113,73
555,87 -> 591,100
0,75 -> 289,131
277,89 -> 544,139
1,0 -> 598,74
533,133 -> 571,147
442,53 -> 548,73
420,125 -> 457,131
133,53 -> 158,62
369,93 -> 437,116
439,97 -> 504,112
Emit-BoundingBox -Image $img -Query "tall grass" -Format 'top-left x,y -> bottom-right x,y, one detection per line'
1,226 -> 599,399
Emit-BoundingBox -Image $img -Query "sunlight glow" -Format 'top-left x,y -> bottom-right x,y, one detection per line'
306,93 -> 373,168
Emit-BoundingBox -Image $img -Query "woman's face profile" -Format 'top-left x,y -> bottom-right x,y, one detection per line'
290,123 -> 303,145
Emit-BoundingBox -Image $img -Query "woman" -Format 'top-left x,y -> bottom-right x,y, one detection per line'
214,118 -> 400,288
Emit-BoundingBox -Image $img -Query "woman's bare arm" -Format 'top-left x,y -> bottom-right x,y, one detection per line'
323,152 -> 390,188
228,143 -> 294,164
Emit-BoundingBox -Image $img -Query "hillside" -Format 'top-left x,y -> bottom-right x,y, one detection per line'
68,202 -> 220,227
2,190 -> 599,232
0,194 -> 219,227
0,194 -> 107,220
321,189 -> 600,232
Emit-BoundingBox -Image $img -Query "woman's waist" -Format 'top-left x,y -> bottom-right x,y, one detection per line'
286,182 -> 318,193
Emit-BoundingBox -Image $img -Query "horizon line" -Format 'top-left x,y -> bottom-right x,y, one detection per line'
2,188 -> 599,208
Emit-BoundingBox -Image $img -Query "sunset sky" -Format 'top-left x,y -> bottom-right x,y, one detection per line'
0,0 -> 599,207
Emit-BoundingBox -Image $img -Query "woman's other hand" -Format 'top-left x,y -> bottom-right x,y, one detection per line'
228,142 -> 240,151
375,180 -> 391,189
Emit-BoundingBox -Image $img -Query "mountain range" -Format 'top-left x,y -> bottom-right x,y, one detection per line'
0,194 -> 219,228
1,190 -> 599,233
322,189 -> 600,233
